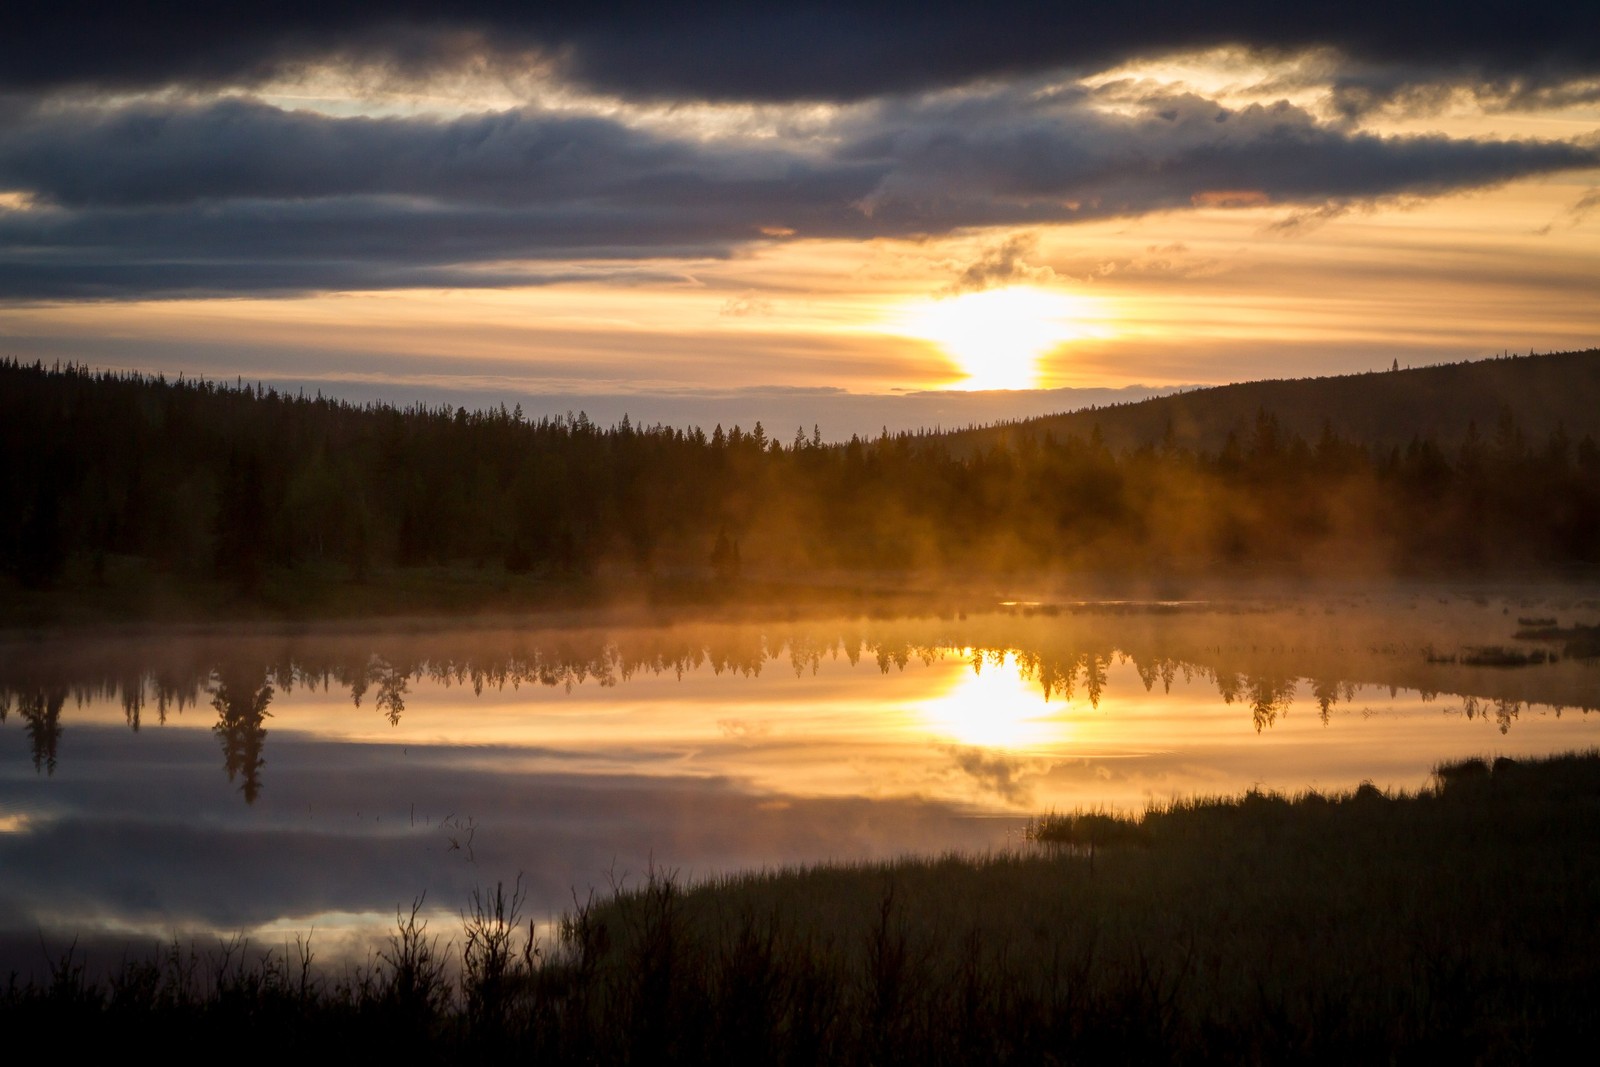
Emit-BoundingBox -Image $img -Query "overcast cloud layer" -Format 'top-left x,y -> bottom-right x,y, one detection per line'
7,2 -> 1599,101
1,3 -> 1597,300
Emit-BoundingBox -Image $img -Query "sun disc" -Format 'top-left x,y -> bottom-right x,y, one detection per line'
892,286 -> 1093,390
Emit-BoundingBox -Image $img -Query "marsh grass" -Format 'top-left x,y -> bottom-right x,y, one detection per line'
8,750 -> 1600,1061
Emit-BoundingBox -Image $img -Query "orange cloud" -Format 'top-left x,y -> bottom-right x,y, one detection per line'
1191,189 -> 1271,208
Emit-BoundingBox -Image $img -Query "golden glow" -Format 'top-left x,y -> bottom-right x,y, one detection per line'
1079,46 -> 1335,116
5,171 -> 1596,396
39,601 -> 1600,815
921,653 -> 1064,748
891,286 -> 1102,390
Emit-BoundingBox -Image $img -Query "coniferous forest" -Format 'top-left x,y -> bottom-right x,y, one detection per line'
4,355 -> 1599,605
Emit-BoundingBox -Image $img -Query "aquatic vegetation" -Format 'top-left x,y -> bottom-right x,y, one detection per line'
8,750 -> 1600,1060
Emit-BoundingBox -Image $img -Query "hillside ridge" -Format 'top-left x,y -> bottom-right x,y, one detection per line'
954,348 -> 1600,452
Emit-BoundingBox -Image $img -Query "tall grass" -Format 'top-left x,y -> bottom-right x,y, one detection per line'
8,749 -> 1600,1061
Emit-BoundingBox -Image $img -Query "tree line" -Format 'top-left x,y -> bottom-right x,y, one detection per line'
4,358 -> 1598,592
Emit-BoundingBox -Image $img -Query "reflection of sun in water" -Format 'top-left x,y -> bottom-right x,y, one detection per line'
893,286 -> 1101,391
921,653 -> 1066,748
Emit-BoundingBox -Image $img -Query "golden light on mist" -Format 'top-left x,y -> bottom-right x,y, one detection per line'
891,286 -> 1103,390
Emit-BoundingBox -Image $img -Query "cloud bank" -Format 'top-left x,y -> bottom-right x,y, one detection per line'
0,4 -> 1594,300
3,80 -> 1593,298
7,2 -> 1597,103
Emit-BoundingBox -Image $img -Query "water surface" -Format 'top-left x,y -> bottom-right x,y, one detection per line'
3,591 -> 1597,967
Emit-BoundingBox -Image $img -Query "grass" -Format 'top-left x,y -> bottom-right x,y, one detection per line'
7,750 -> 1600,1061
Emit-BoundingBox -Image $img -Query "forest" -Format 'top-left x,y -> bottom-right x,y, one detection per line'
3,355 -> 1599,600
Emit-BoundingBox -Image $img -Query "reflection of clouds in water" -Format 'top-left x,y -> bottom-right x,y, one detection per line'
3,603 -> 1599,972
943,746 -> 1036,805
716,718 -> 771,740
0,725 -> 1013,951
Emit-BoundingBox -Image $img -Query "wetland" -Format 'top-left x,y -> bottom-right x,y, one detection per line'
5,585 -> 1597,975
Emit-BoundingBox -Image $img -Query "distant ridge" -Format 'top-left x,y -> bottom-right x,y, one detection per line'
954,349 -> 1600,452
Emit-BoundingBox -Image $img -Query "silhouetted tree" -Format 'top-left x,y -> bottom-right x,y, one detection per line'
214,450 -> 269,593
711,527 -> 741,583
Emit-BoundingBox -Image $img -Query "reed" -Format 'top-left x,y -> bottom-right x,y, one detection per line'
8,749 -> 1600,1061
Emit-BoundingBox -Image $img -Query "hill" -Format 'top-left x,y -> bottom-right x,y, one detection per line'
3,351 -> 1598,618
953,348 -> 1600,454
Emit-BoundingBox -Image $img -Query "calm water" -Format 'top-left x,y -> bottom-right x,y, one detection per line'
3,591 -> 1598,966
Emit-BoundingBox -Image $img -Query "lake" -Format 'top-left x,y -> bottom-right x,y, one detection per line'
3,587 -> 1597,972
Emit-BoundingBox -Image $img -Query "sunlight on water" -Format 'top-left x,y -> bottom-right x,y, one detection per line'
922,651 -> 1068,749
3,594 -> 1598,962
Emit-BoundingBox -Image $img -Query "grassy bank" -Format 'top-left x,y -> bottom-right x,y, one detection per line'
9,751 -> 1600,1061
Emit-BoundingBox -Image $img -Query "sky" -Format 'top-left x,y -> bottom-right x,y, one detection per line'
1,2 -> 1597,437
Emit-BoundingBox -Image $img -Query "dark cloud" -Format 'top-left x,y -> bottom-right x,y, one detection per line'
1325,63 -> 1600,121
3,87 -> 1593,299
941,234 -> 1057,295
5,2 -> 1597,103
836,87 -> 1599,226
0,99 -> 866,210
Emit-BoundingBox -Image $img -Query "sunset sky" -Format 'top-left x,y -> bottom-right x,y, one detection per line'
2,3 -> 1597,436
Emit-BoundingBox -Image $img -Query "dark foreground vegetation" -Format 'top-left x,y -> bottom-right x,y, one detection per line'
9,750 -> 1600,1062
4,353 -> 1600,621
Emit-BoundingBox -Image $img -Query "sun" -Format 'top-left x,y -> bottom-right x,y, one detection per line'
892,286 -> 1098,391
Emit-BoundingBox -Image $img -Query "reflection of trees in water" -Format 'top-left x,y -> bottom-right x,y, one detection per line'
1311,677 -> 1347,725
120,671 -> 145,731
19,689 -> 66,774
1461,694 -> 1522,735
2,613 -> 1596,792
210,670 -> 273,804
786,634 -> 834,677
1009,646 -> 1115,706
1132,656 -> 1181,697
1212,672 -> 1299,732
150,666 -> 202,725
347,655 -> 407,725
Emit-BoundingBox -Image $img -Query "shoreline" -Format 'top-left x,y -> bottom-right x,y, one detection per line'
6,564 -> 1599,637
7,750 -> 1599,1058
